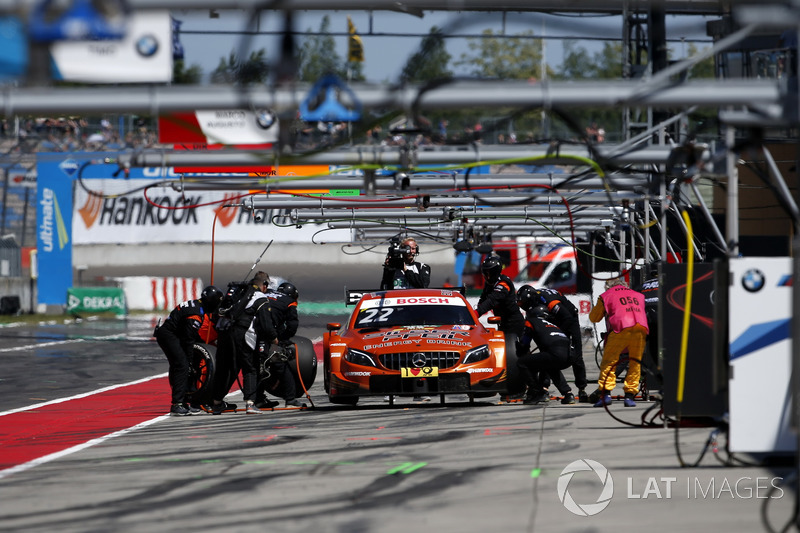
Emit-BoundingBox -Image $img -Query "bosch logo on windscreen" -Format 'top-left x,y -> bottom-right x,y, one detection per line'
394,297 -> 450,304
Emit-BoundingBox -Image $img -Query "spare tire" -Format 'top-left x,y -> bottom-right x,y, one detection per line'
289,336 -> 317,393
186,343 -> 216,405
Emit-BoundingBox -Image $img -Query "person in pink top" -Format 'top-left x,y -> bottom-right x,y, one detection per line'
589,278 -> 649,407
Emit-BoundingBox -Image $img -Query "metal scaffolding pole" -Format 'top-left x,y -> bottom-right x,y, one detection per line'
2,80 -> 781,117
120,143 -> 676,169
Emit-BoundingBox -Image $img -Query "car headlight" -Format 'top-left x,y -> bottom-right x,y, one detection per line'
345,348 -> 378,368
463,344 -> 490,365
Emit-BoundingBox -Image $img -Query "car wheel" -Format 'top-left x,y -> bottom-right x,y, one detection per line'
504,333 -> 525,395
186,343 -> 216,405
289,336 -> 317,392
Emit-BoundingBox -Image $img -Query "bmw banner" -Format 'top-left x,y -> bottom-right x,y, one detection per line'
50,11 -> 172,83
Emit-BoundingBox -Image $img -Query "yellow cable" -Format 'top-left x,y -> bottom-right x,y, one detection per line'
677,210 -> 694,404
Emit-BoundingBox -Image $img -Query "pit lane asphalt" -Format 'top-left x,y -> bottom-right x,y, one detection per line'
0,312 -> 795,533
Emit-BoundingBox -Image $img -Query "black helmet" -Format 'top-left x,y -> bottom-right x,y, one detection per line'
481,255 -> 503,282
277,281 -> 299,301
201,285 -> 223,313
530,305 -> 551,320
516,285 -> 537,311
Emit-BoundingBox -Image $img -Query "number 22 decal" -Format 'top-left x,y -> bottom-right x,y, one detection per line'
357,308 -> 394,324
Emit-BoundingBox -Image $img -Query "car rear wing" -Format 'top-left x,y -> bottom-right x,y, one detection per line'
344,287 -> 466,306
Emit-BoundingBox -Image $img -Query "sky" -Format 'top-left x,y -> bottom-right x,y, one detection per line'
172,9 -> 715,84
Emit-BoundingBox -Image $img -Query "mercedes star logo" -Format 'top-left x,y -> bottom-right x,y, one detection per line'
412,353 -> 427,368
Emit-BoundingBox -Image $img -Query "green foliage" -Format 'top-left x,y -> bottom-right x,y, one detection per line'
210,48 -> 269,85
686,43 -> 715,79
298,15 -> 347,82
400,26 -> 452,83
551,41 -> 624,141
172,58 -> 202,85
556,41 -> 622,80
455,29 -> 544,80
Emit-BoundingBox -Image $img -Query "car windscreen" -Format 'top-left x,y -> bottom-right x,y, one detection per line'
354,301 -> 475,328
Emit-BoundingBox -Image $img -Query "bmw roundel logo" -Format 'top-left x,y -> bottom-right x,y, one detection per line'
255,109 -> 277,129
741,268 -> 765,293
136,35 -> 159,57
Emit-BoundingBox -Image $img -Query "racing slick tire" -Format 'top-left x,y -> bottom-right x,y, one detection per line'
504,333 -> 526,396
290,336 -> 318,392
186,343 -> 216,405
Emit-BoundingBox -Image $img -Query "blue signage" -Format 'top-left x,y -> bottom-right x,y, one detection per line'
36,157 -> 76,307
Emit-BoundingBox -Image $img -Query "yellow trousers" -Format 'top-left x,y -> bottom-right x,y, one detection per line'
598,324 -> 647,395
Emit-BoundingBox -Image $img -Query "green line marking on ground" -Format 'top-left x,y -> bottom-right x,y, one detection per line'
387,462 -> 427,474
123,458 -> 146,462
530,468 -> 542,478
241,460 -> 276,464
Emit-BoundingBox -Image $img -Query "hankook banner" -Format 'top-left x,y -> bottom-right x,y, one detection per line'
44,159 -> 351,244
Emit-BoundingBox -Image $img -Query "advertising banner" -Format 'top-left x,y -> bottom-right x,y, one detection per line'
159,110 -> 278,146
50,11 -> 172,83
36,158 -> 75,307
71,161 -> 353,244
728,257 -> 794,453
67,287 -> 126,316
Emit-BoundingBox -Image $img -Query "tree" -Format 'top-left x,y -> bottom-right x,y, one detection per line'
399,26 -> 452,83
686,43 -> 715,79
210,48 -> 269,85
558,40 -> 594,80
551,41 -> 624,141
454,29 -> 545,80
298,15 -> 346,82
555,41 -> 622,80
172,58 -> 202,85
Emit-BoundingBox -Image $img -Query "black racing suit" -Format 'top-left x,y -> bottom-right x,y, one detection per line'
517,313 -> 572,396
536,288 -> 587,391
476,274 -> 524,337
380,260 -> 431,290
212,289 -> 278,404
155,299 -> 207,405
258,290 -> 301,401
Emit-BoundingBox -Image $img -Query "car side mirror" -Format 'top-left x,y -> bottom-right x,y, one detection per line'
327,323 -> 341,331
487,316 -> 501,324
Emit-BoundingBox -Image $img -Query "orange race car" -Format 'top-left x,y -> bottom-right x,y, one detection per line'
322,288 -> 523,405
